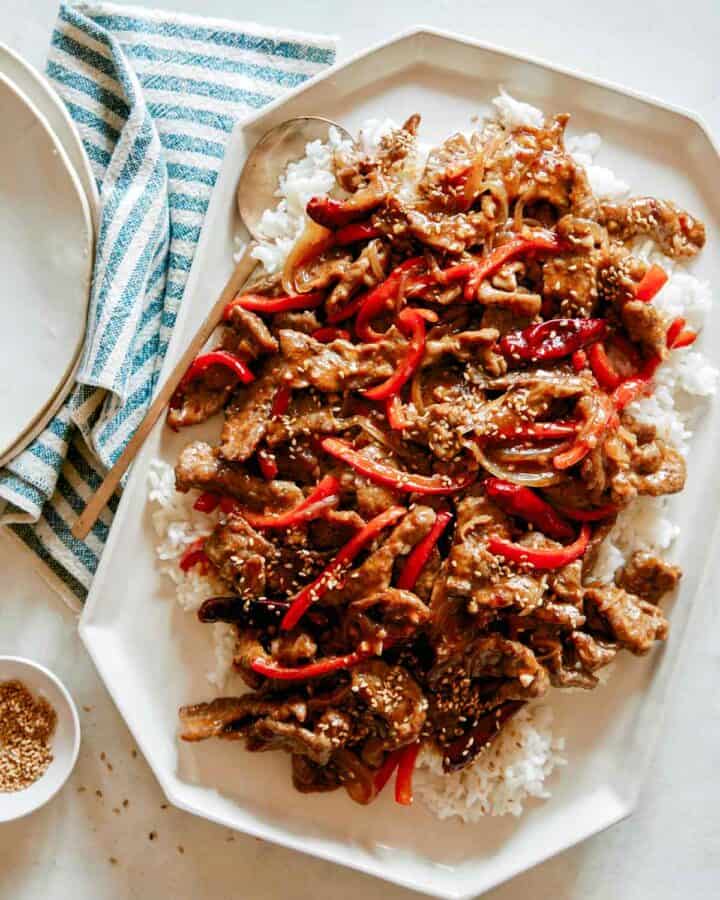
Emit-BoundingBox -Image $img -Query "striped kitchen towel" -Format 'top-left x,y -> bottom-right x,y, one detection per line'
0,1 -> 335,608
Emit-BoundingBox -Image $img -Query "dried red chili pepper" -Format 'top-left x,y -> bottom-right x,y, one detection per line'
499,318 -> 609,363
257,448 -> 278,481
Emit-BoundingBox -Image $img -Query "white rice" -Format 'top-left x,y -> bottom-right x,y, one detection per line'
149,91 -> 717,820
415,705 -> 565,820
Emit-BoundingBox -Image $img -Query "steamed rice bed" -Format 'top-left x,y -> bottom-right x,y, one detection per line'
149,92 -> 716,821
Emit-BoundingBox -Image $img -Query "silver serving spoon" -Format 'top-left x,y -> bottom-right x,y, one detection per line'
238,116 -> 353,239
74,116 -> 353,539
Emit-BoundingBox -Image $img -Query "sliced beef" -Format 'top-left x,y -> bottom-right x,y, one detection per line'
219,364 -> 285,461
584,584 -> 669,654
279,329 -> 407,393
616,550 -> 681,603
350,660 -> 427,750
204,518 -> 275,598
324,505 -> 435,605
222,306 -> 278,359
166,367 -> 236,430
599,197 -> 706,259
175,441 -> 303,511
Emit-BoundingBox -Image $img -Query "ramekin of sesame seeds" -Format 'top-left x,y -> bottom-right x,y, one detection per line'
0,657 -> 80,823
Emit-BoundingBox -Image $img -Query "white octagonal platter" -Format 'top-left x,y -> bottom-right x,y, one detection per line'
80,27 -> 720,899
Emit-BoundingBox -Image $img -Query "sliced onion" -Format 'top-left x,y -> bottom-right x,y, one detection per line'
282,218 -> 334,295
410,369 -> 425,414
468,441 -> 566,487
492,440 -> 573,463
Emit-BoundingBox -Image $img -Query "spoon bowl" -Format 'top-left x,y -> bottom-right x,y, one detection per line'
237,115 -> 353,240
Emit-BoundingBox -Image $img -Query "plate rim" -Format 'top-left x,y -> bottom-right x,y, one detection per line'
0,41 -> 100,228
79,25 -> 720,899
0,71 -> 93,465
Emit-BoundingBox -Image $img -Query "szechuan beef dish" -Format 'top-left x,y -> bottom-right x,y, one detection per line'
150,94 -> 714,817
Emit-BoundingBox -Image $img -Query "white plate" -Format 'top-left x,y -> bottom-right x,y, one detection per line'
0,656 -> 81,823
79,28 -> 720,899
0,73 -> 93,466
0,42 -> 100,229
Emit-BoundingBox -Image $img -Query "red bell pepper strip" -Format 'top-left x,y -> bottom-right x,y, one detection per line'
395,741 -> 422,806
363,308 -> 436,401
281,506 -> 406,630
250,648 -> 369,681
193,492 -> 220,514
321,437 -> 477,495
355,257 -> 427,342
610,355 -> 661,412
587,342 -> 622,391
224,291 -> 325,317
312,327 -> 351,343
239,475 -> 341,529
373,749 -> 404,797
257,448 -> 278,481
488,524 -> 591,570
483,421 -> 579,443
484,479 -> 574,541
219,497 -> 239,515
462,231 -> 565,301
385,395 -> 411,431
179,538 -> 210,573
672,329 -> 697,349
571,349 -> 588,372
499,318 -> 609,363
396,510 -> 453,590
635,264 -> 668,302
176,350 -> 254,397
334,223 -> 382,245
666,316 -> 697,349
553,502 -> 618,522
355,256 -> 425,343
553,391 -> 618,469
326,291 -> 367,324
270,384 -> 292,418
306,195 -> 383,229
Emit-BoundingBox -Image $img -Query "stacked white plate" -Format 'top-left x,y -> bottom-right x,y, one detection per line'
0,44 -> 97,467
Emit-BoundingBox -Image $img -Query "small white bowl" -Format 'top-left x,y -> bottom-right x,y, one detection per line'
0,656 -> 81,822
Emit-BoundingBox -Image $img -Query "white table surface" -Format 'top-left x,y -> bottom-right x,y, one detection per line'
2,1 -> 719,898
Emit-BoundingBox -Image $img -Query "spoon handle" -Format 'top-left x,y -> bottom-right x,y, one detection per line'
72,246 -> 258,541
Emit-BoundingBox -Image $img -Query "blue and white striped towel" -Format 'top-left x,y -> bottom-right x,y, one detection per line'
0,1 -> 335,608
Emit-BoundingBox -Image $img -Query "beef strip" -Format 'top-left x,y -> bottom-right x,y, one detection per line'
222,306 -> 278,359
350,660 -> 427,750
615,550 -> 681,603
584,584 -> 669,654
204,518 -> 275,598
599,198 -> 706,259
175,441 -> 303,511
279,329 -> 407,393
324,505 -> 435,605
219,363 -> 285,461
166,367 -> 237,430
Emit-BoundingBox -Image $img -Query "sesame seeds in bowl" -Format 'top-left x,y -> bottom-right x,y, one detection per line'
0,656 -> 81,823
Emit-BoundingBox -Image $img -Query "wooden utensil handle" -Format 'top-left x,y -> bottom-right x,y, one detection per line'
72,247 -> 258,541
